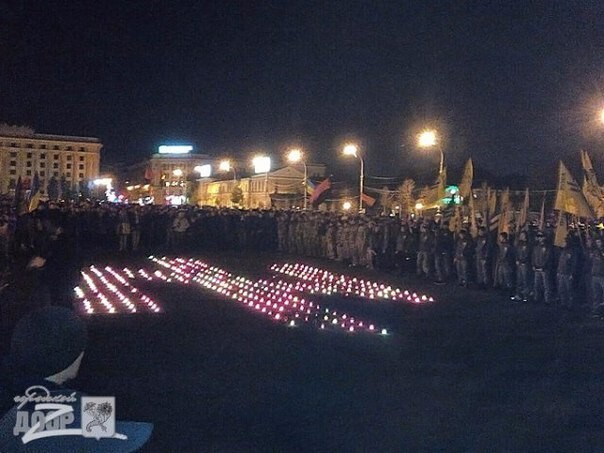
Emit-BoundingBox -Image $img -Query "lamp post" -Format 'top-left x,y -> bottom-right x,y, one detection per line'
343,143 -> 364,212
417,129 -> 444,174
219,160 -> 237,182
287,148 -> 307,210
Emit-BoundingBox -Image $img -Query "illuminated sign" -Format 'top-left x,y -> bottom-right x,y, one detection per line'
158,145 -> 193,154
194,165 -> 212,178
253,156 -> 271,174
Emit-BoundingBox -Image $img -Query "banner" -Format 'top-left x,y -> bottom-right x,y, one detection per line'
517,188 -> 529,232
308,177 -> 331,205
459,158 -> 473,200
581,150 -> 604,217
498,188 -> 511,234
554,213 -> 568,248
554,161 -> 593,218
361,192 -> 376,207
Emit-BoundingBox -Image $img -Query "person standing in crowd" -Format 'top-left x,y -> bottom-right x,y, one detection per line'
434,223 -> 453,284
475,226 -> 491,289
416,223 -> 433,278
556,234 -> 580,309
130,206 -> 142,252
454,229 -> 473,287
495,232 -> 514,293
172,210 -> 190,250
589,237 -> 604,317
512,230 -> 532,302
532,231 -> 554,304
116,209 -> 131,252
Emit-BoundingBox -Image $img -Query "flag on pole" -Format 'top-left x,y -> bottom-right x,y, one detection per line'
459,158 -> 473,200
422,167 -> 447,208
498,188 -> 511,234
361,192 -> 376,207
539,192 -> 546,230
517,188 -> 529,232
306,179 -> 316,195
581,150 -> 604,217
308,177 -> 331,205
468,191 -> 478,237
28,172 -> 41,212
554,161 -> 593,218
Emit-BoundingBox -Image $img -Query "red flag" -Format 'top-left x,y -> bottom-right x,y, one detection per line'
308,177 -> 331,204
144,166 -> 154,181
361,193 -> 376,207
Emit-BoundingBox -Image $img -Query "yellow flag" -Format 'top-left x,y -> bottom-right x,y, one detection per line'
581,150 -> 604,217
554,161 -> 593,218
517,188 -> 529,231
498,188 -> 511,234
459,158 -> 473,200
469,191 -> 478,237
422,167 -> 447,208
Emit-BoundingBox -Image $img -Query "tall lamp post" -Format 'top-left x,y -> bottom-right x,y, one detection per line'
342,143 -> 364,212
417,129 -> 443,174
219,159 -> 237,182
286,148 -> 307,210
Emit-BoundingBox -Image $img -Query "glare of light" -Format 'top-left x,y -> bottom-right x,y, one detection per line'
343,144 -> 358,157
600,108 -> 604,125
415,202 -> 424,210
418,130 -> 437,148
173,169 -> 184,177
342,201 -> 352,211
219,160 -> 231,172
253,155 -> 271,174
93,178 -> 112,186
158,145 -> 193,154
287,149 -> 303,163
194,164 -> 212,178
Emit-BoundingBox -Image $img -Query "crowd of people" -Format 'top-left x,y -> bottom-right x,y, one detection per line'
1,201 -> 604,318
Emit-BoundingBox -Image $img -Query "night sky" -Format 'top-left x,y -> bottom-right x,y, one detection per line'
2,1 -> 604,186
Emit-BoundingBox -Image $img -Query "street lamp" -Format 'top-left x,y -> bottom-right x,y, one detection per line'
342,143 -> 364,212
600,108 -> 604,125
219,159 -> 237,181
287,148 -> 308,210
418,129 -> 444,174
172,168 -> 183,178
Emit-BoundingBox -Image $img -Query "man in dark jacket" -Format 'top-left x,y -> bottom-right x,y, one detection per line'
532,231 -> 555,304
512,230 -> 532,302
556,234 -> 580,308
454,229 -> 473,287
475,226 -> 490,289
589,237 -> 604,317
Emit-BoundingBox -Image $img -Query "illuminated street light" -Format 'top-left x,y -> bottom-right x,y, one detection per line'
415,202 -> 424,210
172,169 -> 183,177
342,143 -> 364,212
600,108 -> 604,125
417,129 -> 444,174
194,165 -> 212,178
287,148 -> 307,210
342,201 -> 352,211
219,160 -> 231,172
252,155 -> 271,174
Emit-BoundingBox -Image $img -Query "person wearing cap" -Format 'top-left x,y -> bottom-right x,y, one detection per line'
532,231 -> 555,304
0,307 -> 153,452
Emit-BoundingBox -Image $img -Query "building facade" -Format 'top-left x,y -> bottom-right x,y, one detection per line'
0,125 -> 102,195
197,164 -> 326,209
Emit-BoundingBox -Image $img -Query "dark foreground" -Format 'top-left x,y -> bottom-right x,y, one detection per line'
36,253 -> 604,450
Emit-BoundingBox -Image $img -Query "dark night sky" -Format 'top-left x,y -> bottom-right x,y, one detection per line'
1,0 -> 604,186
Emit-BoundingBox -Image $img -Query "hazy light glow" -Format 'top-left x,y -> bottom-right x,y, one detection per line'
287,149 -> 303,163
219,160 -> 231,172
343,144 -> 359,157
342,201 -> 352,211
418,130 -> 437,148
172,169 -> 184,177
253,155 -> 271,174
158,145 -> 193,154
600,108 -> 604,125
415,202 -> 424,210
194,164 -> 212,178
93,178 -> 112,186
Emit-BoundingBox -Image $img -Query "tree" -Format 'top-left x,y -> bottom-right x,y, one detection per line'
231,184 -> 244,206
47,176 -> 59,201
397,178 -> 416,215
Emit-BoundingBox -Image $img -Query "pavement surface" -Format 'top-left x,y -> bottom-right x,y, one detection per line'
6,251 -> 604,451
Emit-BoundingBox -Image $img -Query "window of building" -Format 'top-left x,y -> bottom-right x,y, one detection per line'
79,164 -> 84,170
27,144 -> 33,149
10,161 -> 16,167
40,153 -> 46,159
79,147 -> 85,152
10,152 -> 16,158
53,146 -> 60,150
66,164 -> 72,169
66,146 -> 73,151
40,144 -> 46,150
54,154 -> 59,160
9,170 -> 16,175
66,172 -> 71,177
26,161 -> 32,167
10,143 -> 17,148
53,172 -> 59,177
40,162 -> 45,168
26,170 -> 31,176
67,155 -> 72,161
79,173 -> 84,179
27,153 -> 32,158
53,163 -> 59,169
79,156 -> 85,161
40,171 -> 45,177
